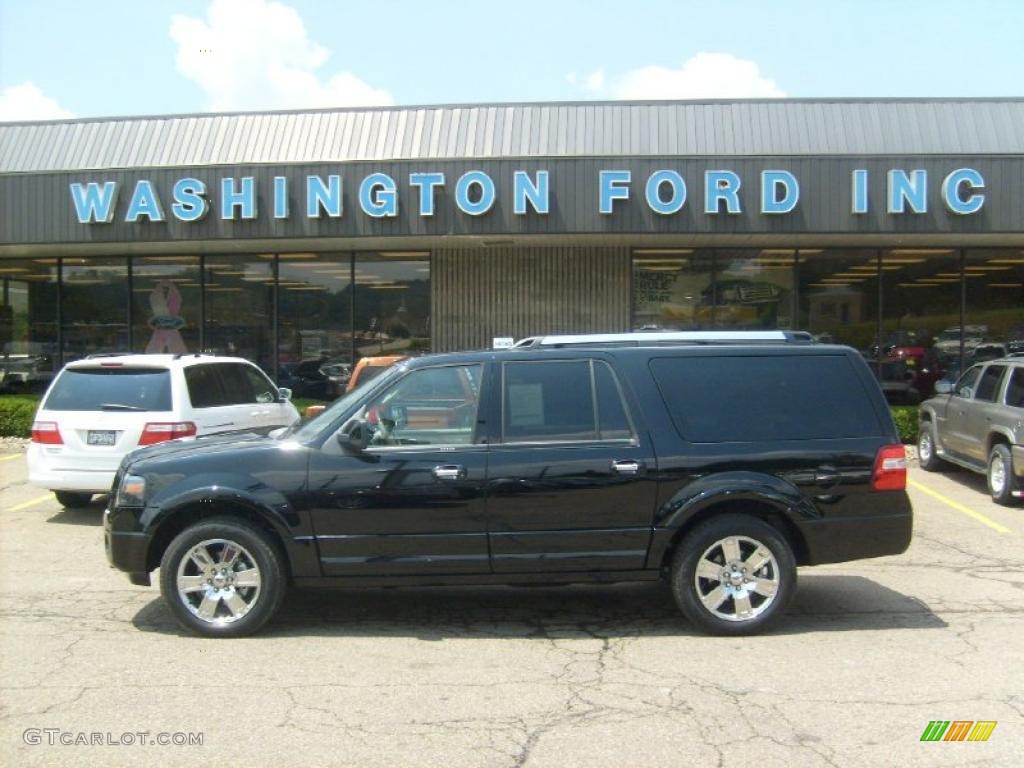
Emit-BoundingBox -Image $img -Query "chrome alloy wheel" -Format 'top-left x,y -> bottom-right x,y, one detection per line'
919,430 -> 933,464
175,539 -> 262,625
693,535 -> 780,622
990,455 -> 1007,496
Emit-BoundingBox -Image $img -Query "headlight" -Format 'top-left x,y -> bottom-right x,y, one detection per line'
116,474 -> 147,507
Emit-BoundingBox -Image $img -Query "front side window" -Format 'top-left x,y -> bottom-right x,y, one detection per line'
954,366 -> 982,399
501,360 -> 634,443
974,365 -> 1007,403
361,364 -> 482,447
241,365 -> 278,404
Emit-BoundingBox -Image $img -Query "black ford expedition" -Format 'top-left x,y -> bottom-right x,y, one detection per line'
105,332 -> 912,637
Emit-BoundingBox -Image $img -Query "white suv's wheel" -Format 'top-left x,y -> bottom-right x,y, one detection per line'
670,514 -> 796,635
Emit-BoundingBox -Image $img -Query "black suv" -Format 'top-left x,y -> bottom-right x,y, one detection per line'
105,333 -> 912,637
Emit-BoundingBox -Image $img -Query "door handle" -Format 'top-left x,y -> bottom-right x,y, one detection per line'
814,468 -> 841,487
432,465 -> 466,481
611,460 -> 641,475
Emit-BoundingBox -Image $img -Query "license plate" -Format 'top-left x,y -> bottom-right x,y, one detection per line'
87,430 -> 117,446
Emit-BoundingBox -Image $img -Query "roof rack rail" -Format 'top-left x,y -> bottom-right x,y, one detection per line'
511,331 -> 815,349
172,352 -> 214,360
84,352 -> 135,359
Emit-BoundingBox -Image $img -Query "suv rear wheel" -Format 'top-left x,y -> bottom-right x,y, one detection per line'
987,444 -> 1020,506
670,514 -> 796,636
159,517 -> 286,638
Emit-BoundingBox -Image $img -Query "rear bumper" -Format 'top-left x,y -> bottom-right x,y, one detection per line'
27,444 -> 117,493
797,511 -> 913,565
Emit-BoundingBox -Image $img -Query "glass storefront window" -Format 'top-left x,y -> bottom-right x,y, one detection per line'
878,249 -> 961,397
131,256 -> 201,355
713,249 -> 795,329
61,257 -> 129,361
353,252 -> 431,360
277,252 -> 353,397
203,256 -> 273,373
632,249 -> 713,330
0,258 -> 59,392
797,249 -> 879,350
965,248 -> 1024,361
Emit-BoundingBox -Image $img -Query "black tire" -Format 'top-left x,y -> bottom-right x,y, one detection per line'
54,491 -> 92,508
917,422 -> 943,472
159,516 -> 287,638
670,514 -> 796,636
987,444 -> 1020,506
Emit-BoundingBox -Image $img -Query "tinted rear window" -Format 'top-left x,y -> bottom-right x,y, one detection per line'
650,354 -> 882,442
45,368 -> 172,412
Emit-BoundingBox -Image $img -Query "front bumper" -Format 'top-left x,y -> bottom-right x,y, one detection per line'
103,505 -> 153,585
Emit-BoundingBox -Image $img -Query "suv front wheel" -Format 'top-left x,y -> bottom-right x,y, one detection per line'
159,517 -> 287,637
670,514 -> 796,636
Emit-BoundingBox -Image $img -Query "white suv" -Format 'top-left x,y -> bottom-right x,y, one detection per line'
28,354 -> 300,507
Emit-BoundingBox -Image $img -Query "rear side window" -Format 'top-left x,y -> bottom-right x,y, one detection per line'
45,368 -> 172,412
502,359 -> 634,443
650,354 -> 882,442
185,365 -> 226,408
974,365 -> 1006,403
1007,368 -> 1024,408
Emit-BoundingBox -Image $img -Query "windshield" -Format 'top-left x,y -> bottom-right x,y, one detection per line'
286,363 -> 405,442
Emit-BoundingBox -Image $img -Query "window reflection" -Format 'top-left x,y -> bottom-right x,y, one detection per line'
277,253 -> 353,399
714,249 -> 795,329
62,257 -> 129,361
132,256 -> 200,355
353,252 -> 430,361
966,249 -> 1024,359
632,249 -> 713,329
203,256 -> 273,371
798,249 -> 879,349
0,258 -> 58,392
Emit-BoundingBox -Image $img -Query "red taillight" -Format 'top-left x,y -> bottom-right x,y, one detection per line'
138,421 -> 197,446
31,421 -> 64,445
872,444 -> 907,491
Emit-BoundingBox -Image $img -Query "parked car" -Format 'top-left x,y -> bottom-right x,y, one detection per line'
277,359 -> 331,400
345,354 -> 405,393
932,325 -> 989,358
104,332 -> 911,638
29,354 -> 300,508
918,356 -> 1024,505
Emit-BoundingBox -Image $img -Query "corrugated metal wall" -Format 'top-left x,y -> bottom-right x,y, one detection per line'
432,247 -> 631,351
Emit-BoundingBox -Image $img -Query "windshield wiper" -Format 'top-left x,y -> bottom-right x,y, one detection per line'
99,403 -> 146,411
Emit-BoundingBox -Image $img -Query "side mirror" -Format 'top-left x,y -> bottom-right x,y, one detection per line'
278,387 -> 293,401
934,380 -> 952,395
336,419 -> 370,453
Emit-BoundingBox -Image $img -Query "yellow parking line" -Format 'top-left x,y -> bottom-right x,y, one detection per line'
5,494 -> 53,513
908,479 -> 1012,535
0,453 -> 23,462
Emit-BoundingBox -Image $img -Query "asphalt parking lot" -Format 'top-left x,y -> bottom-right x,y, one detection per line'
0,447 -> 1021,767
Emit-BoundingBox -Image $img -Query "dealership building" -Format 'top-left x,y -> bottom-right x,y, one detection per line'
0,98 -> 1022,383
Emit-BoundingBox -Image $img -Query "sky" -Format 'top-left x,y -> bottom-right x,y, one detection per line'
0,0 -> 1021,121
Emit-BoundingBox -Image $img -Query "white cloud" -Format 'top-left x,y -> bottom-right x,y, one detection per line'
170,0 -> 393,111
0,82 -> 74,122
568,53 -> 785,100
